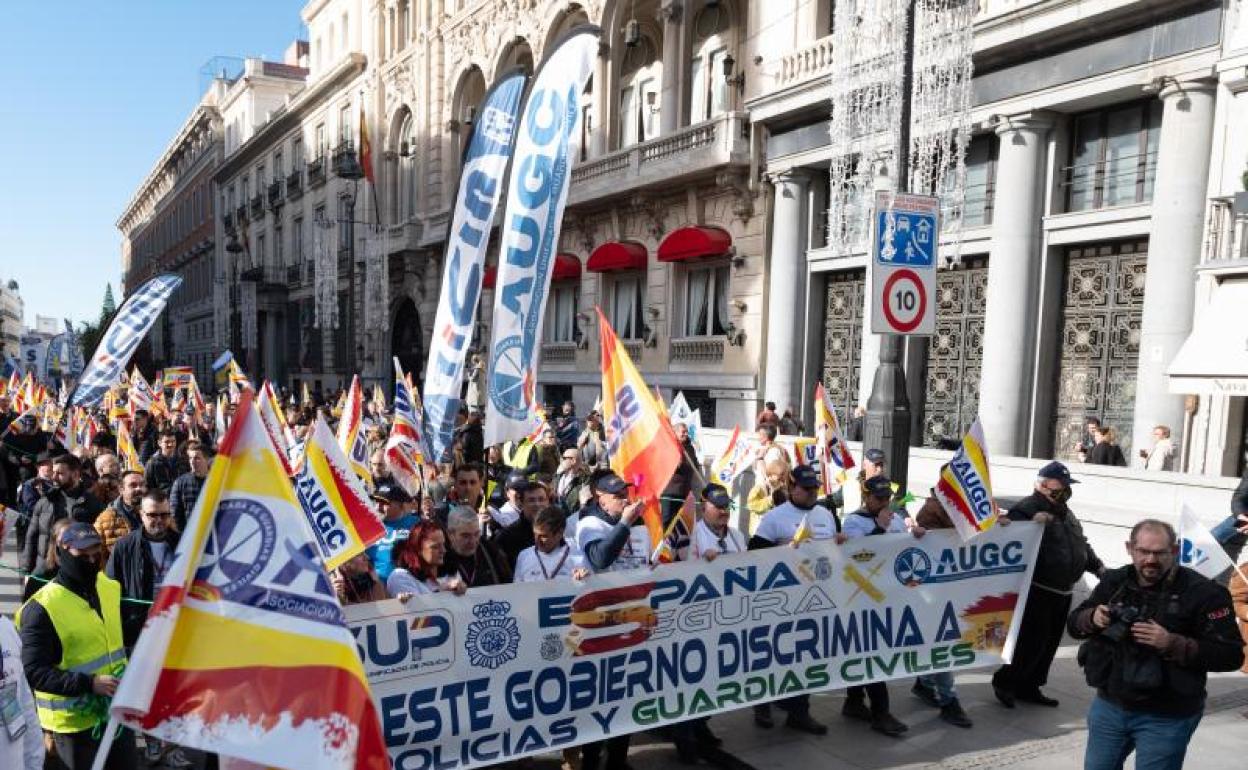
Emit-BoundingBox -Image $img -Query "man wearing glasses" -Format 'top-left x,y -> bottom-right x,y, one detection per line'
105,489 -> 181,650
992,461 -> 1105,709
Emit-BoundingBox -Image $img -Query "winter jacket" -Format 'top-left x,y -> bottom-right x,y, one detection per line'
94,497 -> 140,557
1229,567 -> 1248,674
20,485 -> 103,574
105,528 -> 182,647
143,452 -> 187,494
1085,442 -> 1127,467
169,471 -> 207,531
661,438 -> 699,501
1008,492 -> 1104,593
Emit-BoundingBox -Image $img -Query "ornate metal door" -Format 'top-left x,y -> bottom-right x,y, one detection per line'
820,269 -> 865,423
924,257 -> 988,446
1053,240 -> 1147,460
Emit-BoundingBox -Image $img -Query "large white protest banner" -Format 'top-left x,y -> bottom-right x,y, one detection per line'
483,27 -> 599,448
347,524 -> 1041,770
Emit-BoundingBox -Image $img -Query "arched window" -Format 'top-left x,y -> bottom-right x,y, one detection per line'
397,110 -> 417,220
617,36 -> 660,147
688,4 -> 731,124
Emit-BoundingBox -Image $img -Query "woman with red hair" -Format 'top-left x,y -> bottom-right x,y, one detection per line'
386,521 -> 467,599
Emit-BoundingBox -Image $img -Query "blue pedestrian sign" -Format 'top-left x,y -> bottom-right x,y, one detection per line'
875,196 -> 938,267
871,192 -> 939,336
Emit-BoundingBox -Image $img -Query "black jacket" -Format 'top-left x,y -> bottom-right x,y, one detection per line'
143,452 -> 187,494
460,422 -> 484,466
106,528 -> 181,648
19,571 -> 104,700
1085,442 -> 1127,467
1008,492 -> 1104,592
1232,470 -> 1248,518
661,438 -> 699,500
494,515 -> 536,568
443,541 -> 511,587
1068,565 -> 1244,716
169,471 -> 207,531
20,484 -> 103,574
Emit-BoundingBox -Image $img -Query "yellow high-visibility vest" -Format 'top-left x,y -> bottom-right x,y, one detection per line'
19,573 -> 127,733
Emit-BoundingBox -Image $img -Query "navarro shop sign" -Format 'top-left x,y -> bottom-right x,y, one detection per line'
345,524 -> 1042,770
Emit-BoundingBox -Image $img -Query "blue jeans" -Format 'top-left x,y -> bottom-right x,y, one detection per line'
1084,696 -> 1202,770
916,671 -> 957,706
1210,513 -> 1246,563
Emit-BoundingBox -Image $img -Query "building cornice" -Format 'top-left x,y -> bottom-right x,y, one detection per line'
214,53 -> 367,183
117,104 -> 221,228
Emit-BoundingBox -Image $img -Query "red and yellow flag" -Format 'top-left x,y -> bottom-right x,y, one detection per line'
597,305 -> 681,513
108,391 -> 388,769
359,104 -> 374,185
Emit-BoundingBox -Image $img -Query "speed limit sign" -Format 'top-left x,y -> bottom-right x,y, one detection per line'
871,191 -> 937,336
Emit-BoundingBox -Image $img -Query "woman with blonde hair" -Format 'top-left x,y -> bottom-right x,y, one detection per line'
747,458 -> 791,535
1085,425 -> 1127,467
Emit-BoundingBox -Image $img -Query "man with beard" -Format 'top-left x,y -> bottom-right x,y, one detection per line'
93,470 -> 146,557
105,490 -> 180,648
21,455 -> 102,577
18,522 -> 137,769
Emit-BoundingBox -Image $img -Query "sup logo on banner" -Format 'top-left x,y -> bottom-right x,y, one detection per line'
465,600 -> 521,669
352,610 -> 456,684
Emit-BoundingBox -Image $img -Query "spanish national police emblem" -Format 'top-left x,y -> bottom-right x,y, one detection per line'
464,600 -> 521,669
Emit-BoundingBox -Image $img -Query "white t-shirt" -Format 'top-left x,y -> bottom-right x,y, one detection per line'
514,543 -> 585,583
148,539 -> 175,584
576,514 -> 651,572
754,501 -> 838,545
842,509 -> 908,539
386,568 -> 437,597
690,519 -> 746,561
0,617 -> 43,770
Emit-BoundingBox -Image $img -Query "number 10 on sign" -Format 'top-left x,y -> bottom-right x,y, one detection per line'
871,191 -> 938,336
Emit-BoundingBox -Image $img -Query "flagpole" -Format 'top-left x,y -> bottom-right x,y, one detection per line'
88,716 -> 121,770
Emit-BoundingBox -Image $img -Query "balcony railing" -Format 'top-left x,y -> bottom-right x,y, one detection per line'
777,33 -> 834,88
267,180 -> 284,210
286,170 -> 303,200
239,263 -> 287,286
670,337 -> 725,363
568,112 -> 749,206
307,157 -> 326,187
332,141 -> 364,179
541,342 -> 577,364
1204,195 -> 1248,264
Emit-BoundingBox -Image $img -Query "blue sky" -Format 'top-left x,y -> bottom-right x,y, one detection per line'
0,0 -> 305,327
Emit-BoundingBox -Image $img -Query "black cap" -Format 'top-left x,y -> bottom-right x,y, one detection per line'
1038,461 -> 1079,485
791,465 -> 822,489
504,471 -> 530,491
371,482 -> 413,503
864,475 -> 894,499
594,473 -> 632,495
864,448 -> 886,464
58,522 -> 102,550
702,483 -> 732,508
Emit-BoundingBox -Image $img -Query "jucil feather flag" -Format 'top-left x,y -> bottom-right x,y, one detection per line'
105,391 -> 388,769
387,357 -> 427,497
933,418 -> 999,541
295,416 -> 386,571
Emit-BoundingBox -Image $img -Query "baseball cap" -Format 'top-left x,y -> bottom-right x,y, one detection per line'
702,483 -> 733,508
371,482 -> 413,503
791,466 -> 822,489
863,475 -> 894,499
594,473 -> 632,495
864,448 -> 886,464
58,522 -> 102,550
1038,461 -> 1079,485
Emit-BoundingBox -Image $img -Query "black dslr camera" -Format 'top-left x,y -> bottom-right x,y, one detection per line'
1101,603 -> 1144,644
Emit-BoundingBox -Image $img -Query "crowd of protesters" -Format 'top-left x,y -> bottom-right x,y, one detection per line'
0,388 -> 1245,770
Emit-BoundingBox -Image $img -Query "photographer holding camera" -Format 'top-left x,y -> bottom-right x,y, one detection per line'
1068,519 -> 1244,770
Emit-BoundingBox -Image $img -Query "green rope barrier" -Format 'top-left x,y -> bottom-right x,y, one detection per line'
0,562 -> 154,605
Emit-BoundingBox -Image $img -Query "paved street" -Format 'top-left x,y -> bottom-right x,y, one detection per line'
4,525 -> 1244,769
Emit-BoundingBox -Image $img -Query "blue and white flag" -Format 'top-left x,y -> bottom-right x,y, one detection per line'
70,274 -> 181,407
483,26 -> 600,448
1178,505 -> 1237,580
422,70 -> 527,460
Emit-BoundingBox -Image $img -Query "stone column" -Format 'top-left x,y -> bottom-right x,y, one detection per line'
591,42 -> 610,157
659,0 -> 684,135
978,112 -> 1053,456
764,169 -> 811,413
1132,79 -> 1217,459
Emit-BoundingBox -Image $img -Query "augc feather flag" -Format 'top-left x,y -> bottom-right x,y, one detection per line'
933,418 -> 998,541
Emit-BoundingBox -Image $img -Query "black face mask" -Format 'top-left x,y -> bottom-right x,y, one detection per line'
56,547 -> 100,586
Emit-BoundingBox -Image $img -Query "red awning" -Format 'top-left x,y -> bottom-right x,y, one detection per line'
484,255 -> 579,288
657,225 -> 733,263
587,241 -> 648,272
552,253 -> 582,282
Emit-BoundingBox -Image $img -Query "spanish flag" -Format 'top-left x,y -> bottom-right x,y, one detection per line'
359,104 -> 374,185
106,391 -> 388,769
597,306 -> 681,539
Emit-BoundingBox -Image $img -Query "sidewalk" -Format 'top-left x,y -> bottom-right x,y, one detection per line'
3,528 -> 1244,769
